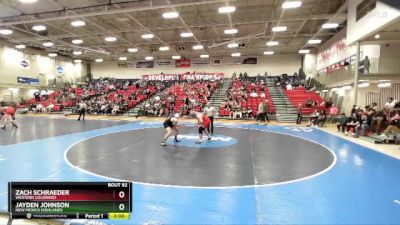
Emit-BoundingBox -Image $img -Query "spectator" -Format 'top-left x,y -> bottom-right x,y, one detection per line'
356,113 -> 369,137
371,102 -> 378,111
305,97 -> 313,107
325,97 -> 333,108
308,109 -> 320,127
371,109 -> 387,135
250,91 -> 258,98
286,83 -> 293,91
385,97 -> 396,110
34,91 -> 40,102
381,111 -> 400,138
346,113 -> 361,136
296,103 -> 303,124
316,110 -> 327,127
329,104 -> 339,122
364,56 -> 370,74
337,113 -> 348,133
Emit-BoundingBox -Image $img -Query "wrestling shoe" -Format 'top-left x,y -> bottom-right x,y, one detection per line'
207,137 -> 212,141
0,126 -> 5,130
195,140 -> 202,144
161,141 -> 167,146
12,124 -> 18,128
174,139 -> 181,142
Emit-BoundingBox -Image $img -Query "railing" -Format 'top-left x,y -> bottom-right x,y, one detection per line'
315,57 -> 400,85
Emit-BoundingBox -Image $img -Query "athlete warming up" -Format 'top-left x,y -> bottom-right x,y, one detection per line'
190,111 -> 211,144
1,104 -> 18,130
161,116 -> 180,146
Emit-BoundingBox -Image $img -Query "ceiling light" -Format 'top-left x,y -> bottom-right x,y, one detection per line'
48,53 -> 57,57
193,45 -> 204,50
71,39 -> 83,44
162,12 -> 179,19
218,6 -> 236,13
322,89 -> 329,92
15,44 -> 25,49
172,55 -> 181,59
342,85 -> 352,90
119,57 -> 127,61
378,82 -> 391,88
231,52 -> 241,57
272,26 -> 287,32
32,25 -> 46,31
71,20 -> 86,27
42,42 -> 54,47
18,0 -> 37,3
299,49 -> 310,54
322,23 -> 339,29
0,29 -> 13,35
358,82 -> 370,88
95,59 -> 104,62
264,51 -> 274,55
127,48 -> 138,53
266,41 -> 279,46
308,39 -> 322,44
200,54 -> 209,58
224,29 -> 238,34
104,36 -> 117,42
227,43 -> 239,48
159,46 -> 170,51
74,59 -> 82,63
315,91 -> 320,94
282,1 -> 302,9
145,56 -> 153,61
375,34 -> 380,39
141,34 -> 154,39
73,51 -> 82,55
331,87 -> 339,92
180,32 -> 194,37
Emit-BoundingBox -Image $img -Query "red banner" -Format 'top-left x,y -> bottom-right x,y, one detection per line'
175,59 -> 191,68
142,73 -> 224,81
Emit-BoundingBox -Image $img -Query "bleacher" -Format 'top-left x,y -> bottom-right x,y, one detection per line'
25,80 -> 159,114
158,81 -> 218,115
283,86 -> 328,115
219,79 -> 275,117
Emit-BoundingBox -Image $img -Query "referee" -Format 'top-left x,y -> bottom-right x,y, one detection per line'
203,103 -> 216,136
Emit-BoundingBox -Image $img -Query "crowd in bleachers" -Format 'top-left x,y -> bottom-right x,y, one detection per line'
335,98 -> 400,139
26,78 -> 163,115
137,80 -> 221,117
219,76 -> 274,120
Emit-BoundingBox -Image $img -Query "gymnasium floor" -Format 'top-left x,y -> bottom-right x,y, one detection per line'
1,116 -> 400,224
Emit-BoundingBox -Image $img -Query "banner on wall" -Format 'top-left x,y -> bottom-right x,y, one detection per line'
118,62 -> 128,68
234,57 -> 257,65
192,59 -> 210,66
56,65 -> 64,75
17,77 -> 39,85
142,73 -> 224,81
213,59 -> 222,65
136,61 -> 154,68
20,59 -> 30,69
157,59 -> 173,67
175,59 -> 190,68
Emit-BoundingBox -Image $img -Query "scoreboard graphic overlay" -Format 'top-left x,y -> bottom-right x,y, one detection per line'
8,182 -> 132,220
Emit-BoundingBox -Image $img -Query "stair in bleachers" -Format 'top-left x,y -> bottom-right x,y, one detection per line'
267,85 -> 297,123
208,78 -> 231,114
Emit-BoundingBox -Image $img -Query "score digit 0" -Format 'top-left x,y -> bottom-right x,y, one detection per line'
119,203 -> 125,211
119,191 -> 125,199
